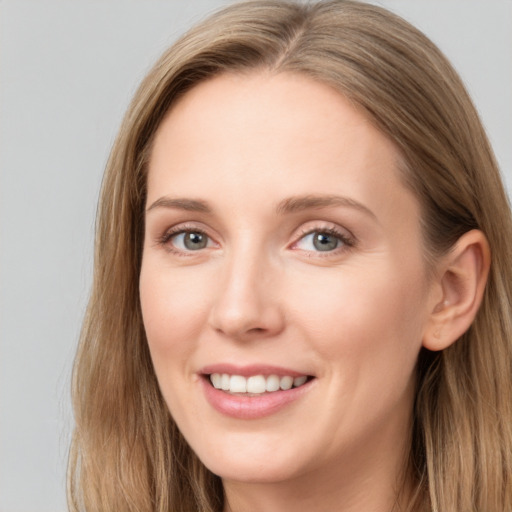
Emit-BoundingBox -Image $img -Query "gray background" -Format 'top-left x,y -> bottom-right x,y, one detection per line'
1,1 -> 511,511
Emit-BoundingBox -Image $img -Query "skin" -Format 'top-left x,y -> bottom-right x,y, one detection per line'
140,72 -> 443,512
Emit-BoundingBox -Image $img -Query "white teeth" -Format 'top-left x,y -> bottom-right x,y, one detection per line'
229,375 -> 247,393
209,373 -> 309,394
221,373 -> 230,391
280,376 -> 293,390
247,375 -> 266,393
293,375 -> 307,387
211,373 -> 222,389
265,374 -> 280,392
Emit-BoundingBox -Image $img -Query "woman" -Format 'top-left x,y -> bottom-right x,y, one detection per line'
68,1 -> 512,511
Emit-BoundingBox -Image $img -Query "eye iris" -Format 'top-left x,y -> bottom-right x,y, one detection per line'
184,232 -> 207,250
313,232 -> 339,251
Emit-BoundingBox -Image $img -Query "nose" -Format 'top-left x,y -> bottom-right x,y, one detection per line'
208,248 -> 285,340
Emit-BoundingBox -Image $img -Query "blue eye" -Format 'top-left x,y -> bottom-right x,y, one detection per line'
295,231 -> 344,252
170,231 -> 210,251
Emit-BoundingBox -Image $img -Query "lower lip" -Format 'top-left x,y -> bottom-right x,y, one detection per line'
201,376 -> 315,420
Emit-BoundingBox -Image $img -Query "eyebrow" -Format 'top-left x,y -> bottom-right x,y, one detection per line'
275,194 -> 376,219
146,197 -> 212,213
146,194 -> 376,219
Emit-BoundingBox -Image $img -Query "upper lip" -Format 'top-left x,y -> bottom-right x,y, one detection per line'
199,363 -> 313,378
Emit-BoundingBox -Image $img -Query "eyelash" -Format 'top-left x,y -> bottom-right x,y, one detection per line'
292,226 -> 355,256
156,224 -> 355,257
156,223 -> 211,257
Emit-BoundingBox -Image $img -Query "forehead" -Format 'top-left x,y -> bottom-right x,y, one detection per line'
147,71 -> 419,233
152,71 -> 381,158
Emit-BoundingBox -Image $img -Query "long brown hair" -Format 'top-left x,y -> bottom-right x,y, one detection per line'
68,1 -> 512,510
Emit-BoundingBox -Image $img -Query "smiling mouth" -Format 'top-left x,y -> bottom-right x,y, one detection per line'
206,373 -> 314,395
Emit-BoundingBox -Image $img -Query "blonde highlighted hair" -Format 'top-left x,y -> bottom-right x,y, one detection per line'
68,1 -> 512,511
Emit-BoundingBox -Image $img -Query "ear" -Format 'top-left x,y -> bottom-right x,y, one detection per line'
423,229 -> 490,351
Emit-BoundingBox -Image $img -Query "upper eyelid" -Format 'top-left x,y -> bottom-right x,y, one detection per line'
291,229 -> 355,252
296,225 -> 350,238
155,225 -> 218,256
153,222 -> 214,246
293,221 -> 355,242
161,222 -> 214,238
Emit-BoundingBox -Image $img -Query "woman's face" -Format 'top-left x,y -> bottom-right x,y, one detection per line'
140,72 -> 436,486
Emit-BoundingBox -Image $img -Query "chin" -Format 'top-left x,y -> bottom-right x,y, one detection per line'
206,458 -> 303,485
196,444 -> 312,484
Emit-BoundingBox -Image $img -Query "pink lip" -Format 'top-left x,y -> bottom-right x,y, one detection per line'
199,368 -> 315,420
199,363 -> 310,378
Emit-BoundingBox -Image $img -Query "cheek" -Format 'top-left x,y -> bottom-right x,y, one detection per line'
139,262 -> 211,362
139,262 -> 212,425
285,260 -> 427,370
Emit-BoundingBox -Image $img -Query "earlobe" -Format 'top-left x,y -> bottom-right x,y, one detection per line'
423,230 -> 490,351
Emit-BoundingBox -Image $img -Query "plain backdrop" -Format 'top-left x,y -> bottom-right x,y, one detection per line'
1,1 -> 511,511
